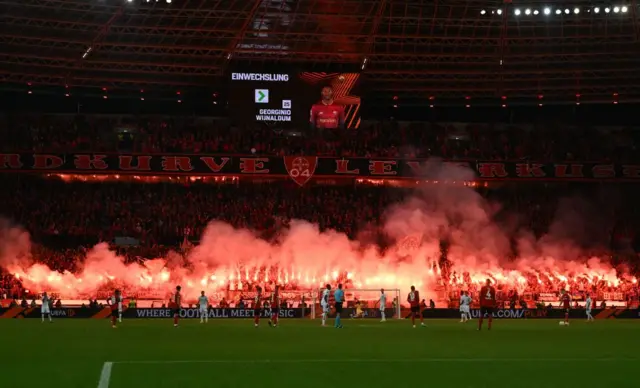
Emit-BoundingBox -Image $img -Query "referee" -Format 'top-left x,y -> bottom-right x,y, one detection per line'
334,283 -> 344,329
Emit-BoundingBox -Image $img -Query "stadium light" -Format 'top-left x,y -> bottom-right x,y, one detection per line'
544,8 -> 551,15
594,7 -> 600,13
480,9 -> 486,15
555,9 -> 561,15
514,9 -> 521,15
533,9 -> 539,15
613,6 -> 620,13
621,6 -> 628,13
605,7 -> 611,13
497,9 -> 502,15
574,8 -> 580,14
564,8 -> 570,14
525,9 -> 531,15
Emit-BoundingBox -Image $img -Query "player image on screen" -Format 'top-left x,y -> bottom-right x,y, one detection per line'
310,86 -> 345,131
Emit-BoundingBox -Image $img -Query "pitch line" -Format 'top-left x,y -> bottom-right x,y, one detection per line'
114,357 -> 634,365
97,362 -> 113,388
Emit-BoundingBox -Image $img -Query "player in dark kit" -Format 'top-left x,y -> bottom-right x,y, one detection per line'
478,279 -> 496,331
254,286 -> 263,327
171,286 -> 181,327
407,286 -> 425,328
268,285 -> 280,327
560,290 -> 571,325
309,86 -> 346,131
108,289 -> 122,329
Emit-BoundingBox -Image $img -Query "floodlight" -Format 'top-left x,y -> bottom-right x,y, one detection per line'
613,7 -> 620,13
525,9 -> 531,15
564,9 -> 570,14
514,9 -> 521,15
605,7 -> 611,13
574,8 -> 579,14
594,7 -> 600,13
621,6 -> 628,13
555,9 -> 562,15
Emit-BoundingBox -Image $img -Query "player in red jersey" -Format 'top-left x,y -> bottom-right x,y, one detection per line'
170,285 -> 181,327
268,285 -> 280,328
478,279 -> 496,331
107,289 -> 122,329
560,290 -> 571,325
254,286 -> 263,327
407,286 -> 425,328
309,86 -> 346,131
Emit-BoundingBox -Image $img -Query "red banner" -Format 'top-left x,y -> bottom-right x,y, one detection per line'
1,153 -> 639,185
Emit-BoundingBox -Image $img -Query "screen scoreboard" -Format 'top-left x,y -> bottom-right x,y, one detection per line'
228,70 -> 362,131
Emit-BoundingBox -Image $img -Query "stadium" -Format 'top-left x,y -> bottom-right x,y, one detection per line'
1,1 -> 639,387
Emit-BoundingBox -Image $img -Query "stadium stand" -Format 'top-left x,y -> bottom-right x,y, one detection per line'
2,114 -> 640,161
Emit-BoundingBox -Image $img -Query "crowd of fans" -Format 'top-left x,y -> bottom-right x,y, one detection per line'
2,114 -> 639,161
3,175 -> 638,249
1,174 -> 639,303
2,114 -> 640,305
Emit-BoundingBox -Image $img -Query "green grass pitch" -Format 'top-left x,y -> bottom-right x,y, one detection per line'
2,318 -> 639,388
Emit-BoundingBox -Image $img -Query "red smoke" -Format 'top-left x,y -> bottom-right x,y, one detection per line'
1,162 -> 636,301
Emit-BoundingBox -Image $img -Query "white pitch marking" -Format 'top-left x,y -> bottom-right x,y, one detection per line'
97,362 -> 113,388
114,357 -> 632,365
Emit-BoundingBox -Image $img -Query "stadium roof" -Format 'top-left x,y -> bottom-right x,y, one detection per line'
1,0 -> 640,107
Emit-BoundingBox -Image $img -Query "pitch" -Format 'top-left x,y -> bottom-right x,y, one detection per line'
2,319 -> 638,388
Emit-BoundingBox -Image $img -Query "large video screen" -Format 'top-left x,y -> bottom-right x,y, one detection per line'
228,71 -> 361,131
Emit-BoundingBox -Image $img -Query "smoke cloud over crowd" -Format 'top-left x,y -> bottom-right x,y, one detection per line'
0,161 -> 635,301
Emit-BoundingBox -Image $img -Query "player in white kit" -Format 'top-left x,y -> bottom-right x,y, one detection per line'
459,291 -> 472,323
41,292 -> 52,323
198,291 -> 209,323
321,284 -> 331,326
379,289 -> 387,322
585,293 -> 594,322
